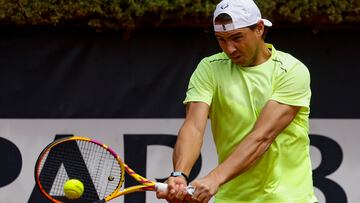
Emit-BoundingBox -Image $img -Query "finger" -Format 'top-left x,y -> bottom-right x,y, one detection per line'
190,198 -> 200,203
175,184 -> 187,200
197,192 -> 208,203
191,193 -> 200,203
167,179 -> 177,195
156,190 -> 167,199
167,190 -> 176,200
169,177 -> 186,193
197,186 -> 212,203
203,196 -> 211,203
191,187 -> 200,200
170,183 -> 182,200
173,176 -> 187,187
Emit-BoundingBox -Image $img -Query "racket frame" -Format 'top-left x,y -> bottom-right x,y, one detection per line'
34,136 -> 161,203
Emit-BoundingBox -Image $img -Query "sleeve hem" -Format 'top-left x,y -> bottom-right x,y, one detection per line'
183,98 -> 211,107
270,97 -> 309,108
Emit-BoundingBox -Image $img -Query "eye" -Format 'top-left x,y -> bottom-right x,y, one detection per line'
217,37 -> 226,43
232,36 -> 243,42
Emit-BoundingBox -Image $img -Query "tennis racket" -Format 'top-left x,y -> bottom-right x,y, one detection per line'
34,136 -> 194,202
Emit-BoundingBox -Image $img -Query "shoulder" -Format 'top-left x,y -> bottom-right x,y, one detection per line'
190,52 -> 230,85
273,50 -> 309,75
271,49 -> 311,91
201,52 -> 231,65
196,52 -> 231,75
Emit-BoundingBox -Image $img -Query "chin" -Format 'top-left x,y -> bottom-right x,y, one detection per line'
231,59 -> 247,66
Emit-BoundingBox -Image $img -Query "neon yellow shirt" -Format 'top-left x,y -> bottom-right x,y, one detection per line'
184,44 -> 317,203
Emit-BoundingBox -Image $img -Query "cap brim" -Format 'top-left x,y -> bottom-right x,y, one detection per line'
262,19 -> 272,27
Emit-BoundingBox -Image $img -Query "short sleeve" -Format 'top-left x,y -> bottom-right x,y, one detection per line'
183,58 -> 215,106
270,61 -> 311,108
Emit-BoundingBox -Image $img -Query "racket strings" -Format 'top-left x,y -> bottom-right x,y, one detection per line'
106,159 -> 121,195
37,139 -> 123,202
92,145 -> 121,198
75,140 -> 122,199
51,162 -> 68,197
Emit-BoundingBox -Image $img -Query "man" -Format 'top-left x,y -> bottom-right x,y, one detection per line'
157,0 -> 318,202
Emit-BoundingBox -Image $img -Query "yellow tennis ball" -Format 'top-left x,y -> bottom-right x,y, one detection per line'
63,179 -> 84,199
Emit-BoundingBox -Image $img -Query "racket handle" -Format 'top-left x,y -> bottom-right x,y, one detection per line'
155,183 -> 195,196
155,182 -> 168,192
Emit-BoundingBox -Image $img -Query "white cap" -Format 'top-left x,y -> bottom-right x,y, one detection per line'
213,0 -> 272,32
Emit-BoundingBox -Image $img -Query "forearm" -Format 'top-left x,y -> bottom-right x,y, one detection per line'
208,129 -> 272,185
173,123 -> 204,176
208,100 -> 299,185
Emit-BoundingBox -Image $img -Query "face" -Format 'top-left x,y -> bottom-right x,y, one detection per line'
214,24 -> 263,66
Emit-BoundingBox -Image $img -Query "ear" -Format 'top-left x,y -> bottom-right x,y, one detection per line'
256,21 -> 265,38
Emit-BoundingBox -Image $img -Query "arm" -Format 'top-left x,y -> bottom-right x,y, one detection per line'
173,102 -> 209,175
190,100 -> 300,202
156,102 -> 209,202
210,100 -> 300,183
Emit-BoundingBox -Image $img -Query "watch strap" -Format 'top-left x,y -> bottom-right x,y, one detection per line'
170,171 -> 189,184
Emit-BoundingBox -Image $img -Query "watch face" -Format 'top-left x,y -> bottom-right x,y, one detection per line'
172,172 -> 182,176
170,172 -> 189,183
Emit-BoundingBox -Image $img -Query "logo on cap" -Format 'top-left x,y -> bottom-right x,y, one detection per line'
220,3 -> 229,9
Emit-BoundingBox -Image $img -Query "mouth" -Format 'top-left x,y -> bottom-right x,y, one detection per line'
230,55 -> 242,60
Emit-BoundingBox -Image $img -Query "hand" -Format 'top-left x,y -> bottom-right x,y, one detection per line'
189,174 -> 220,203
156,176 -> 188,202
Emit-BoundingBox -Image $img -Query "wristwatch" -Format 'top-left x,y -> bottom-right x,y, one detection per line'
170,171 -> 189,184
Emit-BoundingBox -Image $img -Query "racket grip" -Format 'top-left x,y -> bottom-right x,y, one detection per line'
155,182 -> 168,192
155,183 -> 195,196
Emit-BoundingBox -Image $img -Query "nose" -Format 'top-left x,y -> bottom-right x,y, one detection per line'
224,41 -> 237,55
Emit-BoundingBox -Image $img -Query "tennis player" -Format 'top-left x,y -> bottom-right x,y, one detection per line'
157,0 -> 318,202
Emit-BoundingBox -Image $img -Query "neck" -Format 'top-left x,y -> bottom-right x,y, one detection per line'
252,43 -> 271,66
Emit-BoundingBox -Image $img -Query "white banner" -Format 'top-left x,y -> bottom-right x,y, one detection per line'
0,119 -> 357,203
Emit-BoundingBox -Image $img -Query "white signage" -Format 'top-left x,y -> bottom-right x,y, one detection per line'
0,119 -> 357,203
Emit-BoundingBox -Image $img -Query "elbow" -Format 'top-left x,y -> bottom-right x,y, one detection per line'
251,128 -> 278,153
254,127 -> 278,144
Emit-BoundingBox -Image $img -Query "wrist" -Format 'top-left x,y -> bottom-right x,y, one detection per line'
170,171 -> 189,184
208,169 -> 226,186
